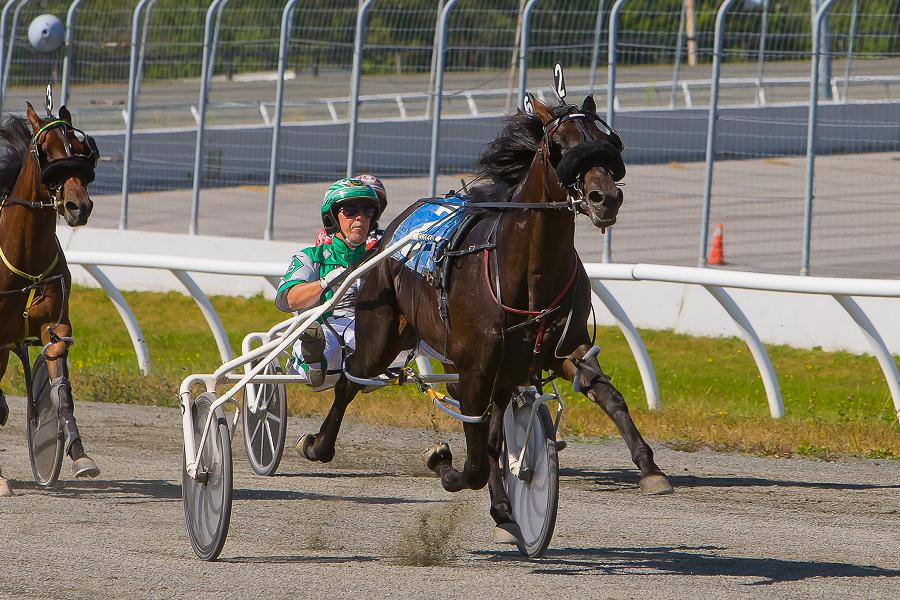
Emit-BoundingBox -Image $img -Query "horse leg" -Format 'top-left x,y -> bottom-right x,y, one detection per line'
0,349 -> 10,495
562,344 -> 672,494
485,388 -> 522,543
298,375 -> 363,463
299,274 -> 412,463
41,323 -> 99,478
421,373 -> 492,492
0,349 -> 8,427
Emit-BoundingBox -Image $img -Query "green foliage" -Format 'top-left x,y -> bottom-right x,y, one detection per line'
12,0 -> 898,88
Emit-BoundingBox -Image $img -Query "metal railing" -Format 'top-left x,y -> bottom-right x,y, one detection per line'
65,250 -> 900,424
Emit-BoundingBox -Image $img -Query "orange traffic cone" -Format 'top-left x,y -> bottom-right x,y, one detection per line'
708,223 -> 725,266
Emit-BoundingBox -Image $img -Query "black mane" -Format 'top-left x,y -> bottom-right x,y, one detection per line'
0,114 -> 29,194
476,105 -> 571,199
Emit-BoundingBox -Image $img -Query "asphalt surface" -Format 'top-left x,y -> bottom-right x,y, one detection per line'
0,397 -> 898,599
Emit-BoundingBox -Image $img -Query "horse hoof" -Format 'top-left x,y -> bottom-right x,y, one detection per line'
639,473 -> 674,495
296,434 -> 316,460
0,477 -> 12,497
420,442 -> 452,472
72,456 -> 100,478
492,522 -> 521,545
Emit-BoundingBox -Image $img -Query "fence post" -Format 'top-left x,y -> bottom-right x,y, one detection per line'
0,1 -> 18,114
698,0 -> 738,268
189,0 -> 229,236
588,0 -> 606,94
427,0 -> 458,197
0,0 -> 29,115
841,0 -> 858,102
669,0 -> 686,108
802,0 -> 837,276
604,0 -> 628,263
60,0 -> 85,107
265,0 -> 300,242
755,0 -> 769,105
120,0 -> 154,231
516,0 -> 540,108
346,0 -> 376,178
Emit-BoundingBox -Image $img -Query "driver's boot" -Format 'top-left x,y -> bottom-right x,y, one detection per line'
299,322 -> 326,387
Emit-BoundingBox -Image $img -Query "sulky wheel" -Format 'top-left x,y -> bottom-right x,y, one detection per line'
501,398 -> 559,558
26,353 -> 64,487
182,392 -> 233,561
241,361 -> 288,476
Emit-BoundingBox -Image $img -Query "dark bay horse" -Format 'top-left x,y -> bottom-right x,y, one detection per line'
0,102 -> 100,494
298,93 -> 671,532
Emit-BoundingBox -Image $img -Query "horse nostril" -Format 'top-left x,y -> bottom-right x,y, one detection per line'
65,201 -> 80,215
587,190 -> 616,206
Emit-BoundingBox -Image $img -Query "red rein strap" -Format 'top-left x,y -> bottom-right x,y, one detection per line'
483,248 -> 579,354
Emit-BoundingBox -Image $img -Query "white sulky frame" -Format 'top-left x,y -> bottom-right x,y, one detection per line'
179,228 -> 468,481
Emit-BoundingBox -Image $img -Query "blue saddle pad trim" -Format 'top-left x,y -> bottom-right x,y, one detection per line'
389,197 -> 467,276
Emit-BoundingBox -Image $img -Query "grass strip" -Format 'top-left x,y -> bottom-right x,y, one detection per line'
2,285 -> 896,460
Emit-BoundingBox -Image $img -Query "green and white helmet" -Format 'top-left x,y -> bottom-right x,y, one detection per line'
320,178 -> 382,234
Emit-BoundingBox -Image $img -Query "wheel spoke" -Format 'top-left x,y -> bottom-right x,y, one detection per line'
250,417 -> 263,445
265,419 -> 276,457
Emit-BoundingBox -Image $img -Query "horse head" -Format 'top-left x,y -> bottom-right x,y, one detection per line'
25,102 -> 97,227
526,94 -> 625,231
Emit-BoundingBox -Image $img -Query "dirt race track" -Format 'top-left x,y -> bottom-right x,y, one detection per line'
0,397 -> 897,600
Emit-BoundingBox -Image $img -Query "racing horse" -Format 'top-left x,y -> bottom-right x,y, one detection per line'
298,92 -> 672,530
0,101 -> 100,495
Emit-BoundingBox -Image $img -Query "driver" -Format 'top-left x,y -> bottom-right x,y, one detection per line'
314,174 -> 387,247
275,178 -> 384,387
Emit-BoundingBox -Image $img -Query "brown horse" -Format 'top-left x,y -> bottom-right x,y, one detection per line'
298,93 -> 671,531
0,102 -> 100,494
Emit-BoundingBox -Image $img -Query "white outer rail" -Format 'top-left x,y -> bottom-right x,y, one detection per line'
65,252 -> 900,423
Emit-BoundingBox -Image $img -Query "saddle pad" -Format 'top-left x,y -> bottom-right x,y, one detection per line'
389,197 -> 467,276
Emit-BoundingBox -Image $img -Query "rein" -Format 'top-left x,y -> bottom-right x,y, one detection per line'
483,247 -> 580,356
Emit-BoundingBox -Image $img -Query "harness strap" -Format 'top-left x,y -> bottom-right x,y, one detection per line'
483,248 -> 580,356
0,242 -> 58,284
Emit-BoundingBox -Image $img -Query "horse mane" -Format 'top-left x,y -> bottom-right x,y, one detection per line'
476,105 -> 571,199
0,114 -> 30,194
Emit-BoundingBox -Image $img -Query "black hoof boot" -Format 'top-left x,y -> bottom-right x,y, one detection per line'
420,442 -> 452,472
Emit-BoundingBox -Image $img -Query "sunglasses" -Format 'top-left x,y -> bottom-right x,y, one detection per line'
339,204 -> 376,218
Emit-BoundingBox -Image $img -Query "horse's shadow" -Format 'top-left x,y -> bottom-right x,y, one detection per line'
561,467 -> 900,492
13,478 -> 181,501
234,487 -> 436,505
478,545 -> 900,584
220,554 -> 377,565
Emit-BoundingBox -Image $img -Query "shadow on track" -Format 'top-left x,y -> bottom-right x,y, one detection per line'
561,467 -> 900,492
221,555 -> 377,565
13,478 -> 181,501
477,545 -> 900,584
233,487 -> 437,505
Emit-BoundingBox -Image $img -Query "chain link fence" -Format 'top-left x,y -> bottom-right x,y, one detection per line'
1,1 -> 898,276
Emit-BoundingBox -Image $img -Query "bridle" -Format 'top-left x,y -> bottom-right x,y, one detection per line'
1,118 -> 99,212
537,106 -> 625,212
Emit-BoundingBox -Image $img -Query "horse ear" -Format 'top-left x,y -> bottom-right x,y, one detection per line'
25,102 -> 41,132
582,94 -> 596,114
527,93 -> 553,124
59,105 -> 72,124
